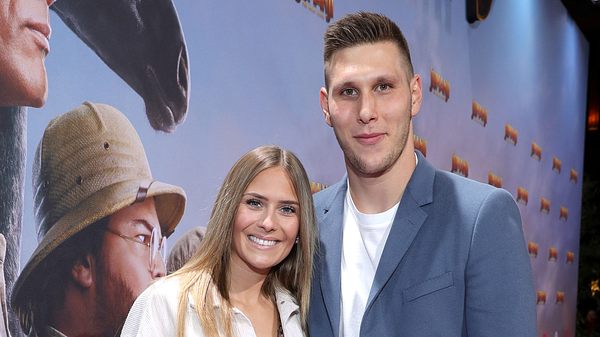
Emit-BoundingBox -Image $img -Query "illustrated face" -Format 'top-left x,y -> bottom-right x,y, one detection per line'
230,166 -> 300,276
94,197 -> 164,333
320,41 -> 422,177
0,0 -> 53,107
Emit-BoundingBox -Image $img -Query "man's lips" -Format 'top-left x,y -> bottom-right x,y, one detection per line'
26,21 -> 51,54
355,133 -> 385,145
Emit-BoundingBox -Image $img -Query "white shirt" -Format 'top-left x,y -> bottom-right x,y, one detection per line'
121,276 -> 305,337
340,188 -> 399,337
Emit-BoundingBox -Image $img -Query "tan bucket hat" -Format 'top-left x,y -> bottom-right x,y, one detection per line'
11,102 -> 186,327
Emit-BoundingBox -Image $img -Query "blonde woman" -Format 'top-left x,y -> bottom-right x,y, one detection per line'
121,145 -> 316,337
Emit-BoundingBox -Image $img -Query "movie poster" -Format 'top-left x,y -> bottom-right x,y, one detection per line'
0,0 -> 587,336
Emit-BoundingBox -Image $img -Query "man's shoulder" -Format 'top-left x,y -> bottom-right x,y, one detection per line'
434,168 -> 497,197
313,178 -> 345,207
432,168 -> 517,212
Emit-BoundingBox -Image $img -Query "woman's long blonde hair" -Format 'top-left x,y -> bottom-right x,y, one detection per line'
172,145 -> 316,337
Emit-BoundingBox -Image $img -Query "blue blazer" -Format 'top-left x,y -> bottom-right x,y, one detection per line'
309,152 -> 536,337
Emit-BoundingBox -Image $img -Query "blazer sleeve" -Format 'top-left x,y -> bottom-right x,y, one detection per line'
464,188 -> 536,337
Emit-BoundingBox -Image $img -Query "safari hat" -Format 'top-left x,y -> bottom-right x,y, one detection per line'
11,102 -> 186,329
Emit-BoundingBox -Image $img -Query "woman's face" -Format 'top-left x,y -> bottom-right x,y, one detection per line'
230,166 -> 300,276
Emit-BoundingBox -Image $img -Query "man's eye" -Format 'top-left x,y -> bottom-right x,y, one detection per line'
246,199 -> 262,208
136,234 -> 151,245
280,205 -> 297,215
375,83 -> 391,92
341,88 -> 358,96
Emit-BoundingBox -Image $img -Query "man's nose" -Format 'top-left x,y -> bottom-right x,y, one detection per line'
152,254 -> 167,278
358,92 -> 377,124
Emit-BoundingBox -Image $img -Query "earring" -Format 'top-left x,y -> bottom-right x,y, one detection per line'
295,236 -> 300,244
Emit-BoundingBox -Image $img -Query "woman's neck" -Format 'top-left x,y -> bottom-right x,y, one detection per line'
228,259 -> 270,305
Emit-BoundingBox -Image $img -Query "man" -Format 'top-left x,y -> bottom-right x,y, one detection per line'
11,102 -> 186,337
309,12 -> 536,336
0,0 -> 54,107
1,0 -> 53,334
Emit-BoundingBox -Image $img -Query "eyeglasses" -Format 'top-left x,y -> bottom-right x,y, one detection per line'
105,226 -> 167,272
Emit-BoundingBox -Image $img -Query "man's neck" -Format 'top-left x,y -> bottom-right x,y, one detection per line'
347,145 -> 416,214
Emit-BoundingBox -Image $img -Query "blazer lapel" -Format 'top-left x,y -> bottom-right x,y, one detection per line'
317,180 -> 347,337
365,152 -> 435,311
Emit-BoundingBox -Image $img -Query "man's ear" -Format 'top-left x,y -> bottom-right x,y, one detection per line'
71,254 -> 95,289
320,87 -> 333,127
410,74 -> 423,117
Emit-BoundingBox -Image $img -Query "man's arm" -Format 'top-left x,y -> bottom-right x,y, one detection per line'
465,188 -> 536,336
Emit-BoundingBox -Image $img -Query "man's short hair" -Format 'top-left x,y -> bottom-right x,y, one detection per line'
323,12 -> 414,88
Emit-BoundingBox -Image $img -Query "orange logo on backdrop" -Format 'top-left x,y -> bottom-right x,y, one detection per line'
536,291 -> 546,304
310,181 -> 327,194
548,247 -> 558,262
295,0 -> 334,22
487,172 -> 502,188
555,291 -> 565,304
451,154 -> 469,178
471,101 -> 488,127
552,156 -> 562,174
559,206 -> 568,221
540,197 -> 550,214
527,241 -> 538,257
504,124 -> 518,146
429,69 -> 450,102
516,187 -> 529,205
570,169 -> 578,183
566,251 -> 575,264
413,134 -> 427,157
531,143 -> 542,161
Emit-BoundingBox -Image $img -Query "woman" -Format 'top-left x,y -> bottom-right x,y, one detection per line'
121,145 -> 317,337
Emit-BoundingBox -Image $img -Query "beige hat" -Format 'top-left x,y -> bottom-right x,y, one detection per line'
11,102 -> 186,326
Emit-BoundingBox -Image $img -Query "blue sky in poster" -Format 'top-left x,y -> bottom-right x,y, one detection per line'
20,0 -> 587,335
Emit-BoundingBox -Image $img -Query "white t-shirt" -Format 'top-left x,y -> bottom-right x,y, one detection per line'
339,187 -> 399,337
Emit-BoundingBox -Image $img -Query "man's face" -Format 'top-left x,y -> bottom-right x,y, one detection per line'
320,41 -> 422,177
93,197 -> 165,335
0,0 -> 52,107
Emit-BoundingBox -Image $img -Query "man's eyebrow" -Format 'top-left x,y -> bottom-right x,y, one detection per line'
331,81 -> 357,92
130,219 -> 155,232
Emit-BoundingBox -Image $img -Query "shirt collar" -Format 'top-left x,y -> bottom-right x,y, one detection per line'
274,287 -> 300,325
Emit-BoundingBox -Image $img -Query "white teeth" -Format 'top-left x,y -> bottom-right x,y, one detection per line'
248,235 -> 277,246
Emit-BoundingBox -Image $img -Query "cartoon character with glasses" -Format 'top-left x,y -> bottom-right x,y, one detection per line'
11,102 -> 186,337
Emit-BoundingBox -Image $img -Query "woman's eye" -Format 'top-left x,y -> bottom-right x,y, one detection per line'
246,198 -> 262,208
280,205 -> 296,215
